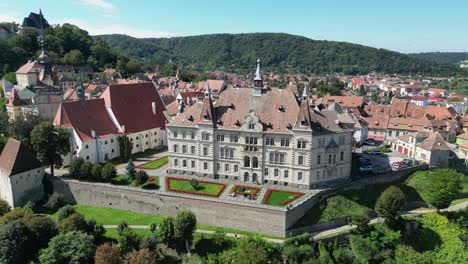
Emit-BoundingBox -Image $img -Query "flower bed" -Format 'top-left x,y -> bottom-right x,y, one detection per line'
137,156 -> 169,170
231,185 -> 261,196
166,177 -> 226,197
263,189 -> 303,206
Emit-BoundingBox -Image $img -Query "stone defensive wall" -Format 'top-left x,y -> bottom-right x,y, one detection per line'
51,164 -> 427,237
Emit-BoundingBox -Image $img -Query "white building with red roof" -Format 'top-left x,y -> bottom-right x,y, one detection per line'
54,82 -> 168,165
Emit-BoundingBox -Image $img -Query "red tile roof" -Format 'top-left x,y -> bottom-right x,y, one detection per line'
53,99 -> 118,142
16,61 -> 42,74
101,83 -> 168,133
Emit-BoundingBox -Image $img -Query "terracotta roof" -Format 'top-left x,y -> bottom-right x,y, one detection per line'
314,96 -> 365,108
63,88 -> 78,101
170,87 -> 346,134
457,132 -> 468,140
101,83 -> 168,133
196,80 -> 225,93
0,138 -> 42,177
53,99 -> 118,142
418,132 -> 451,151
166,101 -> 180,116
16,61 -> 43,74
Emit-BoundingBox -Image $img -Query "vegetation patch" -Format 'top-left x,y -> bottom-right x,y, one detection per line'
263,189 -> 303,206
111,174 -> 160,189
166,177 -> 226,197
137,156 -> 169,170
231,185 -> 260,197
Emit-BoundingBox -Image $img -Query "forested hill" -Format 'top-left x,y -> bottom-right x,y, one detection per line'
412,52 -> 468,65
96,33 -> 462,76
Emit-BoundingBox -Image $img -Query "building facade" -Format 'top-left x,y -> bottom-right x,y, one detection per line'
167,61 -> 353,189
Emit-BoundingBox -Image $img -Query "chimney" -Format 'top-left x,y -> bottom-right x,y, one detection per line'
91,130 -> 96,138
152,102 -> 156,115
122,125 -> 125,133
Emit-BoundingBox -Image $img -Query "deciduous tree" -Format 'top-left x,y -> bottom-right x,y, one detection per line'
174,210 -> 197,255
39,231 -> 96,264
427,169 -> 463,210
95,243 -> 122,264
31,122 -> 70,177
375,186 -> 405,229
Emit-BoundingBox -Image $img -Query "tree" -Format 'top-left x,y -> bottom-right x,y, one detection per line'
174,210 -> 197,255
2,72 -> 17,84
350,214 -> 371,235
427,169 -> 463,210
159,216 -> 175,244
91,163 -> 103,181
0,198 -> 11,216
57,204 -> 76,222
95,243 -> 122,264
282,244 -> 314,264
61,49 -> 85,65
69,157 -> 84,178
24,215 -> 58,249
0,208 -> 33,225
58,213 -> 88,233
118,135 -> 133,161
190,178 -> 199,190
8,113 -> 43,149
101,163 -> 117,182
140,233 -> 159,252
394,245 -> 432,264
375,186 -> 405,229
39,231 -> 96,264
31,122 -> 70,177
135,170 -> 149,185
126,159 -> 136,180
118,227 -> 140,254
128,248 -> 158,264
0,221 -> 35,264
232,237 -> 269,264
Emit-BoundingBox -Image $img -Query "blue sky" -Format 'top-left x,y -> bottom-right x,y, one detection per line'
2,0 -> 467,53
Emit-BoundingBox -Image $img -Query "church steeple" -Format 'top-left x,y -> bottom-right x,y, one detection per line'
253,59 -> 263,97
302,82 -> 308,102
38,9 -> 49,64
204,81 -> 211,98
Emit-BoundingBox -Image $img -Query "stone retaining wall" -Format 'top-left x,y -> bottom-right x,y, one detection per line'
51,178 -> 288,237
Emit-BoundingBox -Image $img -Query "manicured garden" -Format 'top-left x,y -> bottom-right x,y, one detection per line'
138,156 -> 169,170
231,185 -> 260,197
111,174 -> 160,190
166,177 -> 226,197
262,189 -> 303,206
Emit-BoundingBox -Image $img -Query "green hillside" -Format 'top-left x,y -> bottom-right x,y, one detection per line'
412,52 -> 468,65
96,33 -> 463,75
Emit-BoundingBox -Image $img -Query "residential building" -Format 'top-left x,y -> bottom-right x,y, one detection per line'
0,138 -> 45,207
394,132 -> 451,167
54,82 -> 168,165
167,61 -> 354,189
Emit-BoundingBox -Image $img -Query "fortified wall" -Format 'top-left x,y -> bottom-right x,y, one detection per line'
51,165 -> 427,237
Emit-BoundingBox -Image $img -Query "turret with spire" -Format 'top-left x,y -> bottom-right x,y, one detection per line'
253,59 -> 263,97
38,9 -> 49,64
302,82 -> 308,102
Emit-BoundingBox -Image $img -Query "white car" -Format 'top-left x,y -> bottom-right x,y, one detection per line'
359,165 -> 373,173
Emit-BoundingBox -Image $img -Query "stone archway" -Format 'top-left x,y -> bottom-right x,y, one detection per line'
243,172 -> 249,182
252,173 -> 258,183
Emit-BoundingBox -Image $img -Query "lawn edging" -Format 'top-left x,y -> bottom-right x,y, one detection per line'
263,189 -> 303,206
166,177 -> 226,197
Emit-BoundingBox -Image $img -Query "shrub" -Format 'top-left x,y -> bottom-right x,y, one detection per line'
57,205 -> 76,222
190,179 -> 199,190
43,193 -> 66,212
427,169 -> 463,209
128,248 -> 158,264
126,159 -> 136,180
0,198 -> 11,216
69,157 -> 84,178
117,222 -> 129,236
81,160 -> 93,180
58,213 -> 88,233
101,163 -> 117,182
91,163 -> 103,182
135,170 -> 149,185
24,215 -> 58,249
142,182 -> 158,190
0,208 -> 33,225
118,227 -> 140,254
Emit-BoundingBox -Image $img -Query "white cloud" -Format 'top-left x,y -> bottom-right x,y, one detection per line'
0,11 -> 21,23
78,0 -> 117,17
51,19 -> 179,38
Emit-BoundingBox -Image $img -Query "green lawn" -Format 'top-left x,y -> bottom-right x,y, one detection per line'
263,190 -> 302,206
111,174 -> 160,189
48,204 -> 281,239
141,156 -> 169,169
110,147 -> 168,165
450,197 -> 468,207
167,178 -> 225,196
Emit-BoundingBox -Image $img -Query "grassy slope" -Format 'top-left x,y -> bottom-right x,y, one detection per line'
168,178 -> 224,195
295,170 -> 468,227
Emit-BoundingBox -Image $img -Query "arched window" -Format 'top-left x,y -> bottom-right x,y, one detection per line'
252,157 -> 259,168
244,156 -> 250,167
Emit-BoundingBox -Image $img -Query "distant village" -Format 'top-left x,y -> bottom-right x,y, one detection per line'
0,11 -> 467,209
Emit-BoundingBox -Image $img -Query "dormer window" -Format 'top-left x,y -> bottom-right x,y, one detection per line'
188,115 -> 194,122
278,105 -> 285,112
248,123 -> 255,130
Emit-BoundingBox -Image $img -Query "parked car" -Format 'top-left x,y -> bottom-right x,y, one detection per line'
365,139 -> 377,146
359,165 -> 374,173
